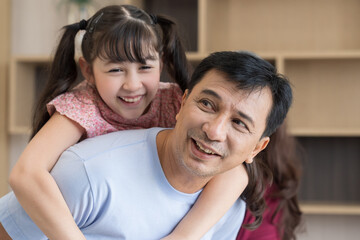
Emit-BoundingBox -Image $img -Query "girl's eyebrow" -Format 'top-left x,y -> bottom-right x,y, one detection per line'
103,55 -> 158,65
103,60 -> 124,66
144,55 -> 159,61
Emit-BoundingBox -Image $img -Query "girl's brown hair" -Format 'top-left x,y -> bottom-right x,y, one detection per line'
245,122 -> 303,239
31,5 -> 191,139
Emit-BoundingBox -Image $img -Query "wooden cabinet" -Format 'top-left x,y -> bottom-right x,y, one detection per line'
8,0 -> 360,214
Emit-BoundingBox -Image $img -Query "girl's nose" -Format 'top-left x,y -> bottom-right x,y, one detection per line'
202,115 -> 228,142
122,73 -> 142,92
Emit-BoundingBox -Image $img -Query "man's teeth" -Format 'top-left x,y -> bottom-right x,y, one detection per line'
196,141 -> 216,155
121,96 -> 141,103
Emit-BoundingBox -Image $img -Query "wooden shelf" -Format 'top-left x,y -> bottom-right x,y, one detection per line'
285,57 -> 360,136
300,203 -> 360,215
202,0 -> 360,53
8,56 -> 51,135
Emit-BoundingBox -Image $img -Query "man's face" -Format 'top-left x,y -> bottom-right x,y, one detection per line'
173,69 -> 272,178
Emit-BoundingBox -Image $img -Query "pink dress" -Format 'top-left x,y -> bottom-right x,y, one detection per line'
47,80 -> 183,138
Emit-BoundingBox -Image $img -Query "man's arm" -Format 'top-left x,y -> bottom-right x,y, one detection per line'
0,223 -> 12,240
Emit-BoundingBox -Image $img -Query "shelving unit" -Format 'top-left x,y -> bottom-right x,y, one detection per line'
8,0 -> 360,216
8,56 -> 50,134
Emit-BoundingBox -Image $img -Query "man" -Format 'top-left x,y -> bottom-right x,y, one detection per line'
0,51 -> 292,239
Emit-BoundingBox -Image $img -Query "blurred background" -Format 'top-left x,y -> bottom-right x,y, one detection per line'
0,0 -> 359,239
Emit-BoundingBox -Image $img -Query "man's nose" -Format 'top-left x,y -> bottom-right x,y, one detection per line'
122,72 -> 142,92
202,115 -> 227,142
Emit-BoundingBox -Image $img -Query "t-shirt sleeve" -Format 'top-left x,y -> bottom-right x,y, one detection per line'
0,192 -> 47,239
50,149 -> 94,228
0,151 -> 94,239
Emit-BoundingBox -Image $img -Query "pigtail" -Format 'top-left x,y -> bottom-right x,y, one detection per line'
264,123 -> 303,240
31,22 -> 81,139
241,158 -> 272,229
155,15 -> 191,92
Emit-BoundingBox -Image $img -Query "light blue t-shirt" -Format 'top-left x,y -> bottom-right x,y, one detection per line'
0,128 -> 245,239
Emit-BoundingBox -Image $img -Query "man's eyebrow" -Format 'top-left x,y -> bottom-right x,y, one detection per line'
201,89 -> 221,99
201,89 -> 255,127
238,111 -> 255,128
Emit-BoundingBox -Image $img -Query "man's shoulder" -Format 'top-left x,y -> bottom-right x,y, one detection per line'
66,127 -> 164,161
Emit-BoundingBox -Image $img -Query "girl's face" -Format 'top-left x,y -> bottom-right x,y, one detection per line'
89,54 -> 162,119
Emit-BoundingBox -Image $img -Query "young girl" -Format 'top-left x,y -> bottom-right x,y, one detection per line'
9,5 -> 250,240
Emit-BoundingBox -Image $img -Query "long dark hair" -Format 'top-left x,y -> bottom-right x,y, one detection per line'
257,122 -> 303,239
31,5 -> 191,139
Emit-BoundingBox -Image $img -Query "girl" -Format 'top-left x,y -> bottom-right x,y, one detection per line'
9,5 -> 251,240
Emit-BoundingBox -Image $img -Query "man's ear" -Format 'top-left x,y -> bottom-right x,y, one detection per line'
176,89 -> 188,121
244,137 -> 270,164
79,57 -> 93,83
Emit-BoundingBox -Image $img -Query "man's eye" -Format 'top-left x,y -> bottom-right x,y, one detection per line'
200,99 -> 212,108
233,119 -> 248,130
197,99 -> 215,112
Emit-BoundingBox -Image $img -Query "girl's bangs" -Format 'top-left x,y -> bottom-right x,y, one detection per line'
97,21 -> 160,63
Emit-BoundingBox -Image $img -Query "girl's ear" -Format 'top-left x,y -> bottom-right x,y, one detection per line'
79,57 -> 93,83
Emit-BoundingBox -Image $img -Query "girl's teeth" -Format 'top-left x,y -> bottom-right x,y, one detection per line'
196,141 -> 215,155
121,96 -> 141,103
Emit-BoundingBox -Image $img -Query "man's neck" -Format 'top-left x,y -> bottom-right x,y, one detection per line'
156,129 -> 210,194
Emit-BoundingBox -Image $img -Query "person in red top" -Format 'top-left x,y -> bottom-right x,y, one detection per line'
237,122 -> 303,240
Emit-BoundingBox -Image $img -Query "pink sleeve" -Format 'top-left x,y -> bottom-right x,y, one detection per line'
46,82 -> 117,138
236,187 -> 282,240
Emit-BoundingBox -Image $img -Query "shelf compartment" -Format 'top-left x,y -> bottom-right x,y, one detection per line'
285,58 -> 360,136
143,0 -> 198,52
298,137 -> 360,203
8,56 -> 50,134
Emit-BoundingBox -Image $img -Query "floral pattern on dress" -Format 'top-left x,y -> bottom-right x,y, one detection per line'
47,80 -> 182,138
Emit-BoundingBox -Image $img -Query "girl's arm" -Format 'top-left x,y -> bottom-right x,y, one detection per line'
163,164 -> 248,240
9,112 -> 86,240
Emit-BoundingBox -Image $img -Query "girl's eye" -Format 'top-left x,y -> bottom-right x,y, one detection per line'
108,68 -> 123,73
140,65 -> 152,70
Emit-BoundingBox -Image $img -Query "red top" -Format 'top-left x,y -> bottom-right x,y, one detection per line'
237,186 -> 282,240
